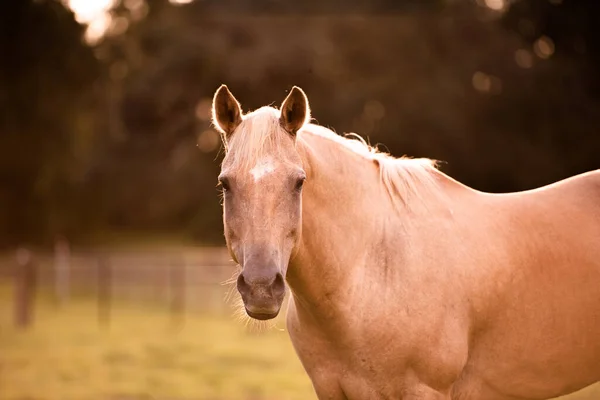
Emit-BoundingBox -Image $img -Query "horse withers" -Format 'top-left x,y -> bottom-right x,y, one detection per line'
212,84 -> 600,400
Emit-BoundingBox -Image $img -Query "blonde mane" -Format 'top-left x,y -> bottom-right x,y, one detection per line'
221,106 -> 442,209
223,107 -> 293,171
299,123 -> 441,209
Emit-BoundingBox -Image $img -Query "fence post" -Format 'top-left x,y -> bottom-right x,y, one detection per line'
169,256 -> 186,329
97,255 -> 111,328
14,247 -> 36,329
53,236 -> 70,307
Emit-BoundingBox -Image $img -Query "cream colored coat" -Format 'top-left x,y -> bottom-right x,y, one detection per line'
212,84 -> 600,400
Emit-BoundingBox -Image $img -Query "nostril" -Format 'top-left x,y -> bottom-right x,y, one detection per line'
237,273 -> 250,296
237,270 -> 285,298
272,272 -> 285,297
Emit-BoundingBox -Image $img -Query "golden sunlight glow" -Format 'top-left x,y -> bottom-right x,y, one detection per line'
363,100 -> 386,121
195,99 -> 213,122
67,0 -> 116,44
484,0 -> 505,11
472,72 -> 491,92
68,0 -> 115,24
125,0 -> 149,21
472,71 -> 502,95
533,36 -> 555,59
197,130 -> 220,153
515,49 -> 533,69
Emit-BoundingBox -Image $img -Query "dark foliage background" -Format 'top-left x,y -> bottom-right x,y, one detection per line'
1,0 -> 598,247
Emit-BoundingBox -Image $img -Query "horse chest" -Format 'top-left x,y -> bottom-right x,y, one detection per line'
287,322 -> 464,399
286,311 -> 395,398
292,344 -> 405,400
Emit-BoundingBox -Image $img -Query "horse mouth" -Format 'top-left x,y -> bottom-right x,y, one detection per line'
245,308 -> 280,320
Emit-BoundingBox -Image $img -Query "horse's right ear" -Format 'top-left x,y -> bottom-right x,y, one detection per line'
212,84 -> 243,141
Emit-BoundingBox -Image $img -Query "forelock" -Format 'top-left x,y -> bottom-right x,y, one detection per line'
224,107 -> 294,171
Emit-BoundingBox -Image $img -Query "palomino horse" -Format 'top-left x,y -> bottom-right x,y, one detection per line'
211,84 -> 600,400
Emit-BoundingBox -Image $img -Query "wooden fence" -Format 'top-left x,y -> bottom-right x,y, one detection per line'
0,245 -> 237,329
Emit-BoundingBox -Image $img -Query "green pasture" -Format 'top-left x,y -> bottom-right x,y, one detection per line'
0,284 -> 598,400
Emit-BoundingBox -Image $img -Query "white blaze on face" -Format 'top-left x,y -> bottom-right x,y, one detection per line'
250,157 -> 276,181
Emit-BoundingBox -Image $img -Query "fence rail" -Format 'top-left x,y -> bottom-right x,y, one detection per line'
0,246 -> 238,329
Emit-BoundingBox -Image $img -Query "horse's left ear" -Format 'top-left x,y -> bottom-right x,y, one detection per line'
279,86 -> 311,136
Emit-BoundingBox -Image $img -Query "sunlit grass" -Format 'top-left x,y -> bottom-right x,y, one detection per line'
0,283 -> 598,400
0,285 -> 314,400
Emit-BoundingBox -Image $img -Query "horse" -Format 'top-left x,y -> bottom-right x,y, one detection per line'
211,84 -> 600,400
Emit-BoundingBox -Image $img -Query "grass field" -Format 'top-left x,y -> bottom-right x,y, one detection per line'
0,285 -> 314,400
0,284 -> 598,400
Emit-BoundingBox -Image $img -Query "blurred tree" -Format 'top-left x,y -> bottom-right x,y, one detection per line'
1,0 -> 598,247
0,0 -> 101,247
479,0 -> 600,188
503,0 -> 600,72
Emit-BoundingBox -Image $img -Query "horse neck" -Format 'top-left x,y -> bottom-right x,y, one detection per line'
286,132 -> 401,323
286,131 -> 473,328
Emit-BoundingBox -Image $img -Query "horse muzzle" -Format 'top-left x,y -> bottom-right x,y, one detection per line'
237,269 -> 286,320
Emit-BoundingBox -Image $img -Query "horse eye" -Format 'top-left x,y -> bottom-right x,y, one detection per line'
295,177 -> 305,191
219,178 -> 231,192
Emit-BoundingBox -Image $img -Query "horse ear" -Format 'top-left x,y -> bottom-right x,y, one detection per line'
279,86 -> 310,136
212,84 -> 243,141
